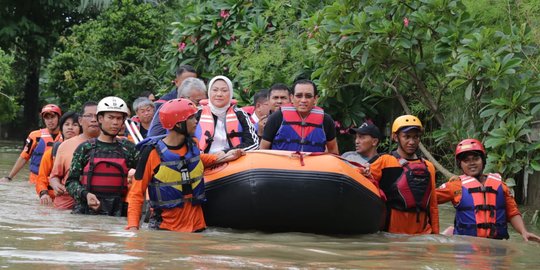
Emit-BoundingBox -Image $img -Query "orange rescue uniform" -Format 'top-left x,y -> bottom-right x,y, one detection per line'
436,176 -> 520,219
370,154 -> 439,234
35,148 -> 55,198
20,129 -> 62,183
127,143 -> 217,232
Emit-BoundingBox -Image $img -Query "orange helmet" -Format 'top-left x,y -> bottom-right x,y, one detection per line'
41,104 -> 62,117
391,115 -> 422,134
159,98 -> 198,130
455,138 -> 486,167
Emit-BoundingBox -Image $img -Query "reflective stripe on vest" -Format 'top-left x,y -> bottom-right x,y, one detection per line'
81,139 -> 129,196
195,105 -> 242,152
148,139 -> 206,209
271,105 -> 326,152
29,129 -> 58,174
384,154 -> 432,222
454,173 -> 509,239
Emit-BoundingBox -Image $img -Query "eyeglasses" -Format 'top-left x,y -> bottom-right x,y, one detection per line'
82,114 -> 97,119
294,93 -> 314,99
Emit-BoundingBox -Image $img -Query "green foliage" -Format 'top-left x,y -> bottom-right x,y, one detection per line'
44,0 -> 174,109
306,0 -> 540,182
0,48 -> 18,122
165,0 -> 329,104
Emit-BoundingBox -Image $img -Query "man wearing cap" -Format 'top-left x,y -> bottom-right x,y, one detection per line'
369,115 -> 439,235
1,104 -> 63,184
342,122 -> 381,165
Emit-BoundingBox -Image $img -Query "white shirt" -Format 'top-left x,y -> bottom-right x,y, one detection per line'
208,118 -> 229,153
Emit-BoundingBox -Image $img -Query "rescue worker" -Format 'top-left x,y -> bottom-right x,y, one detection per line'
127,98 -> 244,232
195,75 -> 258,154
65,96 -> 139,216
1,104 -> 63,184
48,102 -> 101,210
35,111 -> 81,205
259,79 -> 338,154
369,115 -> 439,234
437,139 -> 540,242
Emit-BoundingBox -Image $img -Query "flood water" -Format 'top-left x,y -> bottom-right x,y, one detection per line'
1,142 -> 539,269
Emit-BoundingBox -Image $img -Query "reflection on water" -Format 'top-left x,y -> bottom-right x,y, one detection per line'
1,146 -> 540,269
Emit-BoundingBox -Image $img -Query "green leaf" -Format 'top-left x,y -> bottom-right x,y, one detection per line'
531,103 -> 540,115
350,46 -> 362,58
465,82 -> 473,100
361,49 -> 369,65
531,160 -> 540,171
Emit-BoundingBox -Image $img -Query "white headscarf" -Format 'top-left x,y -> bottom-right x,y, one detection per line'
207,75 -> 234,119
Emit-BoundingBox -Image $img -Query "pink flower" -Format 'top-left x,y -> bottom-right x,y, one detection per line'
403,17 -> 409,27
177,42 -> 186,52
220,10 -> 230,19
214,39 -> 219,45
226,39 -> 232,45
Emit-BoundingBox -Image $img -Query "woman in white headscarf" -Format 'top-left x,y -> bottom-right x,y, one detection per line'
194,75 -> 259,154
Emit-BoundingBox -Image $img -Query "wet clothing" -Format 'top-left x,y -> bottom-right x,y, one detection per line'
437,174 -> 520,239
263,108 -> 336,151
19,129 -> 61,183
50,135 -> 90,209
370,153 -> 439,234
194,107 -> 258,154
35,147 -> 56,199
66,138 -> 139,216
127,138 -> 217,232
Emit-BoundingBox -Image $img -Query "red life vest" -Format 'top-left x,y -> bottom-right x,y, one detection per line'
383,153 -> 432,219
80,139 -> 129,196
454,173 -> 509,239
196,105 -> 242,152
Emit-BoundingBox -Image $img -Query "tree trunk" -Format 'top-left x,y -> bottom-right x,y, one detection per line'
526,171 -> 540,207
22,50 -> 40,133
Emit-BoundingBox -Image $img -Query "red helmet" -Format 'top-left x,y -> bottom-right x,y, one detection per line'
159,98 -> 198,130
41,104 -> 62,117
455,138 -> 486,168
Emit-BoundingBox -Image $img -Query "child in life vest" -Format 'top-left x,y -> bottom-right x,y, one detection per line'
127,98 -> 244,232
437,139 -> 540,242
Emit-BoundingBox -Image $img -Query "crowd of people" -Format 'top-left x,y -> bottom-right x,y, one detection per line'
1,64 -> 539,242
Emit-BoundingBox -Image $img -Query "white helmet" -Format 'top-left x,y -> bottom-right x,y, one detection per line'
97,96 -> 129,116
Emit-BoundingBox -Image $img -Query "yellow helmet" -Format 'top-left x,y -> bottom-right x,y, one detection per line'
391,115 -> 423,134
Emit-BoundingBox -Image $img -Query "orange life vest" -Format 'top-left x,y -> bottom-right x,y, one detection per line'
454,173 -> 509,239
196,105 -> 242,152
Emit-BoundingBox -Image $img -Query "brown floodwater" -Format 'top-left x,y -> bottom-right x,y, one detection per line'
1,142 -> 539,269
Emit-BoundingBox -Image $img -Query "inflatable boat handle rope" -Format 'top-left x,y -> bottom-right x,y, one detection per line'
252,149 -> 368,168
